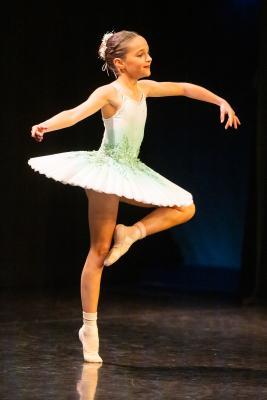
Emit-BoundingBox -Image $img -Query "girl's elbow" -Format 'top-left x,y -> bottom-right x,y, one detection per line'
68,110 -> 81,126
180,83 -> 189,96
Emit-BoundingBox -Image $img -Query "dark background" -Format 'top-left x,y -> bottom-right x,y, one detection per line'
1,1 -> 263,299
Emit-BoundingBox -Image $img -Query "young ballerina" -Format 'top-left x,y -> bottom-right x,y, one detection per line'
28,30 -> 241,364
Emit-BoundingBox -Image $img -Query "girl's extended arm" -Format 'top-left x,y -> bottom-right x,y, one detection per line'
139,80 -> 241,130
31,85 -> 112,142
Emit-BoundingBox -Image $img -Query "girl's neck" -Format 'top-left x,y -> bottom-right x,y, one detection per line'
116,76 -> 138,90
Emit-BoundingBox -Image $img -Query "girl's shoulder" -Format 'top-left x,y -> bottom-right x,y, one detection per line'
96,82 -> 124,109
92,83 -> 121,104
138,79 -> 159,97
96,83 -> 118,96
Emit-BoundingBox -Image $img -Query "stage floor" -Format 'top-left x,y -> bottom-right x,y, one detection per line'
1,285 -> 267,399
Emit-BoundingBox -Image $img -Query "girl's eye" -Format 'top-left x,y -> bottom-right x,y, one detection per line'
137,53 -> 150,57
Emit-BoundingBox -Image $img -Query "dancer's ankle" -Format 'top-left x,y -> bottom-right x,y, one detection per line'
133,221 -> 147,239
83,311 -> 97,326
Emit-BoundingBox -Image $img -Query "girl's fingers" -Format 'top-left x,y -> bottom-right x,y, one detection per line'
226,116 -> 232,128
234,118 -> 237,129
225,115 -> 241,130
31,125 -> 46,136
31,129 -> 44,141
220,104 -> 241,130
233,116 -> 241,129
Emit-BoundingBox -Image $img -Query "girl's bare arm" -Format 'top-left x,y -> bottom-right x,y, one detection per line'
139,80 -> 241,130
31,85 -> 113,142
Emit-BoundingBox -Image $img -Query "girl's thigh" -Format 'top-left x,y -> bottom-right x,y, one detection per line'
119,195 -> 158,209
85,189 -> 120,247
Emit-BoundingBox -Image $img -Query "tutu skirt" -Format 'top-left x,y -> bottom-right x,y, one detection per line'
28,148 -> 193,207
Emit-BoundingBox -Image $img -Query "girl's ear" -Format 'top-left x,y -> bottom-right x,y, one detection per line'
113,57 -> 125,73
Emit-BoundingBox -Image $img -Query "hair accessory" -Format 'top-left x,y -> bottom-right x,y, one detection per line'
99,31 -> 114,60
101,62 -> 110,76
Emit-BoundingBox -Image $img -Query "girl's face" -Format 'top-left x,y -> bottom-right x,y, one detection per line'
116,36 -> 152,79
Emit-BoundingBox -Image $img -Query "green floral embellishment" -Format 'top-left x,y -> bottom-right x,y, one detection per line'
95,135 -> 164,184
100,135 -> 140,164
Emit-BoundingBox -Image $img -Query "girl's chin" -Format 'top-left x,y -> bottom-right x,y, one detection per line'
141,69 -> 151,77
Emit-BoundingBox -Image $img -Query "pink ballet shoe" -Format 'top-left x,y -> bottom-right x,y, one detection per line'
104,223 -> 146,267
79,326 -> 103,363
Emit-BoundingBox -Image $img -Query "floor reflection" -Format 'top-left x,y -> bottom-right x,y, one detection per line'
77,363 -> 102,400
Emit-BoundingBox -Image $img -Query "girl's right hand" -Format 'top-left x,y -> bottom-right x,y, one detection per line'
31,124 -> 48,142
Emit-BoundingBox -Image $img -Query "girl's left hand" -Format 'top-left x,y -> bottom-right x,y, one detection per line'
220,101 -> 241,130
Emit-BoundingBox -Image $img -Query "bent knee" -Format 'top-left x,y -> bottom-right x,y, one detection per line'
187,202 -> 196,216
174,202 -> 196,219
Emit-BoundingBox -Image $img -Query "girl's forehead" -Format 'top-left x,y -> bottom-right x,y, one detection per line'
127,36 -> 148,52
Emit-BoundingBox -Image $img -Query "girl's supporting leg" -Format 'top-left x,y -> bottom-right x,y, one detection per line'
81,189 -> 120,312
79,189 -> 119,363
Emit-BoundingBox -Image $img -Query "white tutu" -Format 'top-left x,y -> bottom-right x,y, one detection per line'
28,149 -> 193,207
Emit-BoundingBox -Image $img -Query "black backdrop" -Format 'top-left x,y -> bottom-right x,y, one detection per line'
240,0 -> 267,303
1,1 -> 261,298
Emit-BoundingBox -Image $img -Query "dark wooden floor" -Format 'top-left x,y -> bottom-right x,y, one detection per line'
1,285 -> 267,399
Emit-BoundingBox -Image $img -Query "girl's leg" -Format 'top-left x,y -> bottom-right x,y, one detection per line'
81,189 -> 120,312
104,197 -> 196,266
135,202 -> 196,236
79,189 -> 119,363
120,195 -> 196,235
